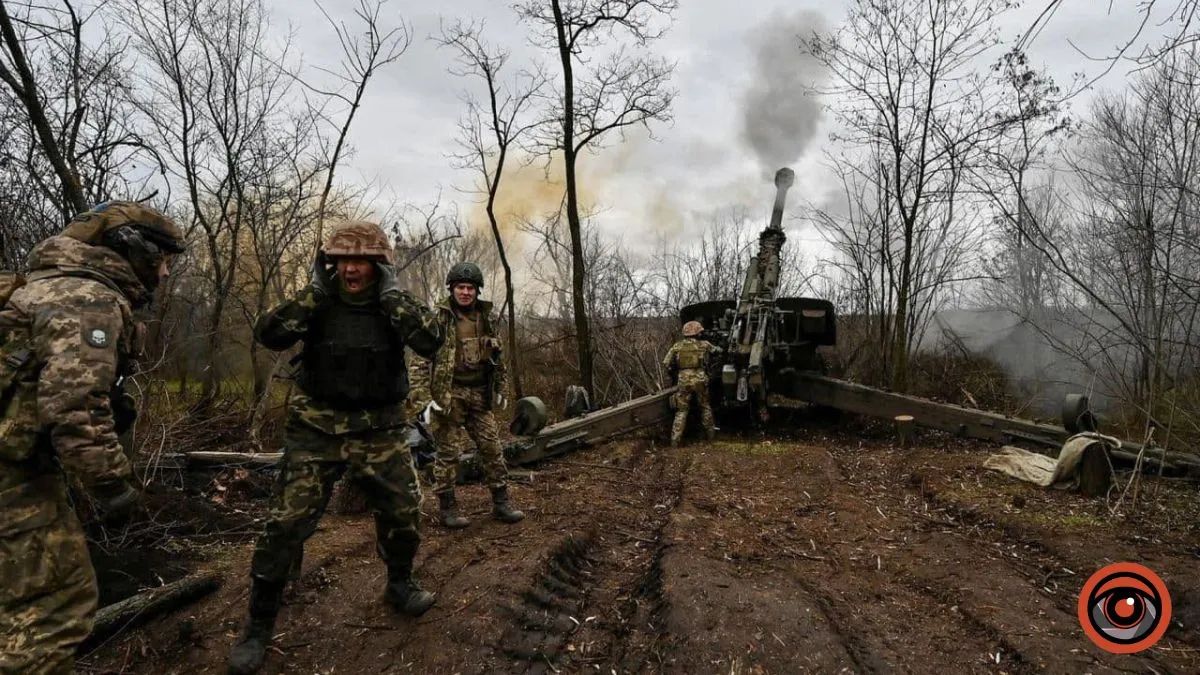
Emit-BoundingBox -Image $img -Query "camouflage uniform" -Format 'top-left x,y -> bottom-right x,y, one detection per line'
249,283 -> 441,586
0,235 -> 148,674
663,337 -> 721,446
424,298 -> 508,492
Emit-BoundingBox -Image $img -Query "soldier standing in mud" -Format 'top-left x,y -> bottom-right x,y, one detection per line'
0,202 -> 185,673
227,222 -> 443,675
663,321 -> 721,447
420,262 -> 525,529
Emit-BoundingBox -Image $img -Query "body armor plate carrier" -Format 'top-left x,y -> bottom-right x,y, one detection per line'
299,299 -> 408,409
676,341 -> 707,370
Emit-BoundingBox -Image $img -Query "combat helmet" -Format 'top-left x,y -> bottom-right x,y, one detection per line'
322,221 -> 394,264
446,262 -> 484,289
64,201 -> 186,290
682,321 -> 704,337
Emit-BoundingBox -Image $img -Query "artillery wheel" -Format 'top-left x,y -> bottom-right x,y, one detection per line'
1061,393 -> 1097,434
510,396 -> 548,436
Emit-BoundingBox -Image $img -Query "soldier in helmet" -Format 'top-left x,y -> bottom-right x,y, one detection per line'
0,201 -> 185,672
418,261 -> 524,529
663,320 -> 721,447
226,221 -> 443,675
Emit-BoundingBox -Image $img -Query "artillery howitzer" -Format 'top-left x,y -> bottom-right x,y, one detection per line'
493,168 -> 1199,477
678,167 -> 835,423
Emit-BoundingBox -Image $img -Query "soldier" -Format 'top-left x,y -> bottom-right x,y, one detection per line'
0,201 -> 185,673
421,262 -> 524,529
663,320 -> 721,447
227,222 -> 443,675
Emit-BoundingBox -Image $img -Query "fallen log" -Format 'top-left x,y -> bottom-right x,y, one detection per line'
185,451 -> 282,467
85,572 -> 220,648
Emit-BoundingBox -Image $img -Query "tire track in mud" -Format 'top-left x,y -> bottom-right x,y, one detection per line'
495,444 -> 687,673
823,445 -> 1174,675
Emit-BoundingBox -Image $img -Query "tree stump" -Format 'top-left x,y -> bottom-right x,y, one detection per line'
1078,443 -> 1113,497
894,415 -> 915,448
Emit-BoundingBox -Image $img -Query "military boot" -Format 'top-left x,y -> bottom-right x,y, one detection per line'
490,485 -> 525,523
382,535 -> 436,616
227,578 -> 285,675
384,571 -> 436,617
437,491 -> 469,529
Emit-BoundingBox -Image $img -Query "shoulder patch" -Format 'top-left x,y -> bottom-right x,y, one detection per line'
85,327 -> 110,348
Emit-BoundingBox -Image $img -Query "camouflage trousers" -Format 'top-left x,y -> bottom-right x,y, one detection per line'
250,418 -> 423,584
431,385 -> 507,492
671,370 -> 716,445
0,475 -> 98,675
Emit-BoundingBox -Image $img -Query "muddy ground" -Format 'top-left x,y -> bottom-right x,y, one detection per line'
78,420 -> 1200,674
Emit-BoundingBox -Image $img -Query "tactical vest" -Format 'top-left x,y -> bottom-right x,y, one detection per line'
676,340 -> 708,370
452,309 -> 489,387
298,298 -> 408,409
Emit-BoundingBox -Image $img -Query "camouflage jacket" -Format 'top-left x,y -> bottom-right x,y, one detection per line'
663,338 -> 721,381
426,298 -> 507,410
254,283 -> 442,436
0,236 -> 147,493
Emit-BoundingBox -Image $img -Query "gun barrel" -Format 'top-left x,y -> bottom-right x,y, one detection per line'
768,167 -> 796,231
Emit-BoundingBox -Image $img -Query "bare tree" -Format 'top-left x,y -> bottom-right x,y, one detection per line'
0,0 -> 152,226
124,0 -> 312,406
437,20 -> 544,398
806,0 -> 1023,391
515,0 -> 677,400
306,0 -> 410,244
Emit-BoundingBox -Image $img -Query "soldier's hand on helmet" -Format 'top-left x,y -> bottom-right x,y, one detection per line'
420,400 -> 443,425
308,251 -> 335,304
93,479 -> 143,526
376,263 -> 421,311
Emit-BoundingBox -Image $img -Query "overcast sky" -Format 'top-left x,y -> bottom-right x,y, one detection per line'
262,1 -> 1176,259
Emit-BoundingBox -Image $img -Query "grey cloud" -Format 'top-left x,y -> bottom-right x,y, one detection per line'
739,10 -> 827,179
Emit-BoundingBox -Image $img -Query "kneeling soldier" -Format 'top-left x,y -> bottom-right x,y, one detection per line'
227,222 -> 443,674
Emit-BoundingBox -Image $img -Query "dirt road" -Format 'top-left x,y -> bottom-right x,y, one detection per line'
80,425 -> 1200,673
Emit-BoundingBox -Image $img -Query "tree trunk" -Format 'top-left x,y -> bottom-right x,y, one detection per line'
486,188 -> 523,398
551,0 -> 595,400
891,220 -> 914,393
86,573 -> 220,648
0,3 -> 87,216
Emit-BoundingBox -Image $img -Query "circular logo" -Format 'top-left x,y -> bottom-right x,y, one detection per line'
1078,562 -> 1171,654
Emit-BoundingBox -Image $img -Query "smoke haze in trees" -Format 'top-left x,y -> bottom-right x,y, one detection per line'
740,10 -> 827,178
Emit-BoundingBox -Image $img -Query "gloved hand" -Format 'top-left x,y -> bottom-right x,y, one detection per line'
420,400 -> 443,425
309,251 -> 335,304
92,479 -> 142,526
377,263 -> 408,308
113,389 -> 138,434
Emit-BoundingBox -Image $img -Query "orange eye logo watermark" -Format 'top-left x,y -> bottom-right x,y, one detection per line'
1078,562 -> 1171,654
